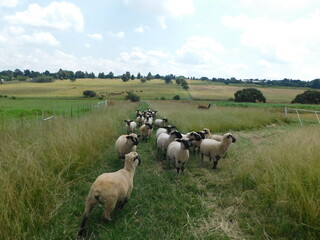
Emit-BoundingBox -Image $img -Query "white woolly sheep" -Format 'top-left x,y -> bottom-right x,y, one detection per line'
157,130 -> 182,159
154,117 -> 168,128
203,128 -> 223,141
124,120 -> 137,134
190,131 -> 205,154
167,139 -> 190,174
139,123 -> 153,141
136,114 -> 144,126
156,125 -> 176,139
78,152 -> 141,237
115,133 -> 140,158
200,133 -> 236,169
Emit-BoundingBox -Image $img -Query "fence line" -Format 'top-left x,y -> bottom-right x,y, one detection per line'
285,107 -> 320,126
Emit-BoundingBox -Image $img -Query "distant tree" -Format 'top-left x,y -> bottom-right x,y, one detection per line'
131,74 -> 135,80
24,69 -> 31,78
13,69 -> 23,78
173,95 -> 180,100
154,74 -> 161,79
292,90 -> 320,104
146,72 -> 153,80
140,78 -> 147,83
98,72 -> 105,79
31,75 -> 54,83
137,72 -> 141,79
125,91 -> 140,102
164,75 -> 173,84
200,77 -> 209,81
234,88 -> 266,103
121,74 -> 129,82
310,79 -> 320,89
83,90 -> 96,97
75,71 -> 85,78
106,71 -> 114,79
125,71 -> 130,80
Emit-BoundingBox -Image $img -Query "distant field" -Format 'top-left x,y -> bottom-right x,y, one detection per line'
0,79 -> 190,100
188,81 -> 306,103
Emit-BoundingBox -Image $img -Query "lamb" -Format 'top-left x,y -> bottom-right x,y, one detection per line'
139,123 -> 153,141
157,130 -> 182,159
203,128 -> 223,141
115,133 -> 140,158
124,120 -> 137,134
200,133 -> 236,169
167,139 -> 190,174
154,117 -> 168,128
156,125 -> 176,139
144,116 -> 153,125
135,109 -> 142,117
78,152 -> 141,237
136,114 -> 145,126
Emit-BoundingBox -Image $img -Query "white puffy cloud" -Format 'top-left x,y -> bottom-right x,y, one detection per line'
4,2 -> 84,32
123,0 -> 194,28
241,0 -> 314,9
222,11 -> 320,63
0,0 -> 19,8
134,24 -> 150,33
108,31 -> 125,38
20,32 -> 60,46
88,33 -> 103,41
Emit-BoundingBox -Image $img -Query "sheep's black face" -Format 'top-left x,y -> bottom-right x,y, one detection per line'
227,134 -> 236,143
171,130 -> 182,139
181,140 -> 190,149
127,136 -> 140,145
146,123 -> 153,129
134,155 -> 141,165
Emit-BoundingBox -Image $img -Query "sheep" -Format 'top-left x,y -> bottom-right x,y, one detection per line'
200,133 -> 236,169
78,152 -> 141,237
191,131 -> 205,154
115,133 -> 140,158
203,128 -> 223,141
167,139 -> 190,174
157,130 -> 182,159
124,120 -> 137,134
135,109 -> 142,117
144,116 -> 153,125
156,125 -> 176,139
154,117 -> 168,128
136,114 -> 145,126
139,123 -> 153,141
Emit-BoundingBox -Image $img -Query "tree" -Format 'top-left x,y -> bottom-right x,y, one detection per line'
291,90 -> 320,104
131,74 -> 135,80
146,72 -> 153,80
164,75 -> 173,84
121,73 -> 129,82
137,72 -> 141,79
106,71 -> 114,79
98,72 -> 105,79
310,79 -> 320,89
125,91 -> 140,102
234,88 -> 266,103
83,90 -> 96,97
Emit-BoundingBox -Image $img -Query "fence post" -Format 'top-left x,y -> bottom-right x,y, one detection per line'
295,109 -> 302,126
315,112 -> 320,124
284,106 -> 287,117
42,110 -> 44,127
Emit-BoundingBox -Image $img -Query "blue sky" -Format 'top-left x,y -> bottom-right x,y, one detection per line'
0,0 -> 320,80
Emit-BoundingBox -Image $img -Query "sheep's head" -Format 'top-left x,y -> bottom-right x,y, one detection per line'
224,133 -> 236,143
197,131 -> 206,139
189,132 -> 202,141
125,152 -> 141,167
124,120 -> 133,125
145,123 -> 153,129
163,117 -> 168,122
126,134 -> 140,146
170,130 -> 182,139
176,139 -> 190,150
203,128 -> 211,135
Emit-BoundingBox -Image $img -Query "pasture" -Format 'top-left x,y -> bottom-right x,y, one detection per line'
0,79 -> 319,240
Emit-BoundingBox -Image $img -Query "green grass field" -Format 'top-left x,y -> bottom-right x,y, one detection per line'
0,79 -> 319,239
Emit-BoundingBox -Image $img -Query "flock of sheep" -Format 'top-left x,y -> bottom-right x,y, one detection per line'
78,107 -> 236,237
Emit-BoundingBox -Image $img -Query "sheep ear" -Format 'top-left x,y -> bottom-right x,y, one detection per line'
126,136 -> 132,140
176,139 -> 182,142
137,134 -> 141,138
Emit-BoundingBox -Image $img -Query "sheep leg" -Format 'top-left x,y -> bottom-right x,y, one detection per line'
118,198 -> 128,209
78,195 -> 97,236
102,200 -> 117,222
176,167 -> 180,174
200,153 -> 204,167
212,156 -> 221,169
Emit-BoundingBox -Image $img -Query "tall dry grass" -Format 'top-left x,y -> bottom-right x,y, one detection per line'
0,101 -> 138,240
235,126 -> 320,239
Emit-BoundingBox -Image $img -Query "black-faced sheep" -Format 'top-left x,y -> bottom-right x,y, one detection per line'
200,133 -> 236,169
167,139 -> 190,174
154,117 -> 168,128
139,123 -> 153,141
157,130 -> 182,159
78,152 -> 141,237
124,120 -> 137,134
156,125 -> 176,139
115,133 -> 140,158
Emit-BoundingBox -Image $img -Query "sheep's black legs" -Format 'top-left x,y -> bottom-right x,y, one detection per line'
212,156 -> 221,169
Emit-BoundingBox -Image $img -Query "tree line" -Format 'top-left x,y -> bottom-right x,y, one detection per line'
0,68 -> 319,89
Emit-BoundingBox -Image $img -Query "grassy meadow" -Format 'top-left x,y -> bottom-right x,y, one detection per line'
0,79 -> 319,239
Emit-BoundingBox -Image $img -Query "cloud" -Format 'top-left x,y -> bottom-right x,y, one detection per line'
4,2 -> 84,32
222,11 -> 320,64
108,31 -> 125,38
134,24 -> 149,33
241,0 -> 314,9
88,33 -> 103,41
0,0 -> 19,8
123,0 -> 195,28
20,32 -> 60,46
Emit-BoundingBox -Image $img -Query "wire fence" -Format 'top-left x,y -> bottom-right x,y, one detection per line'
285,107 -> 320,126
